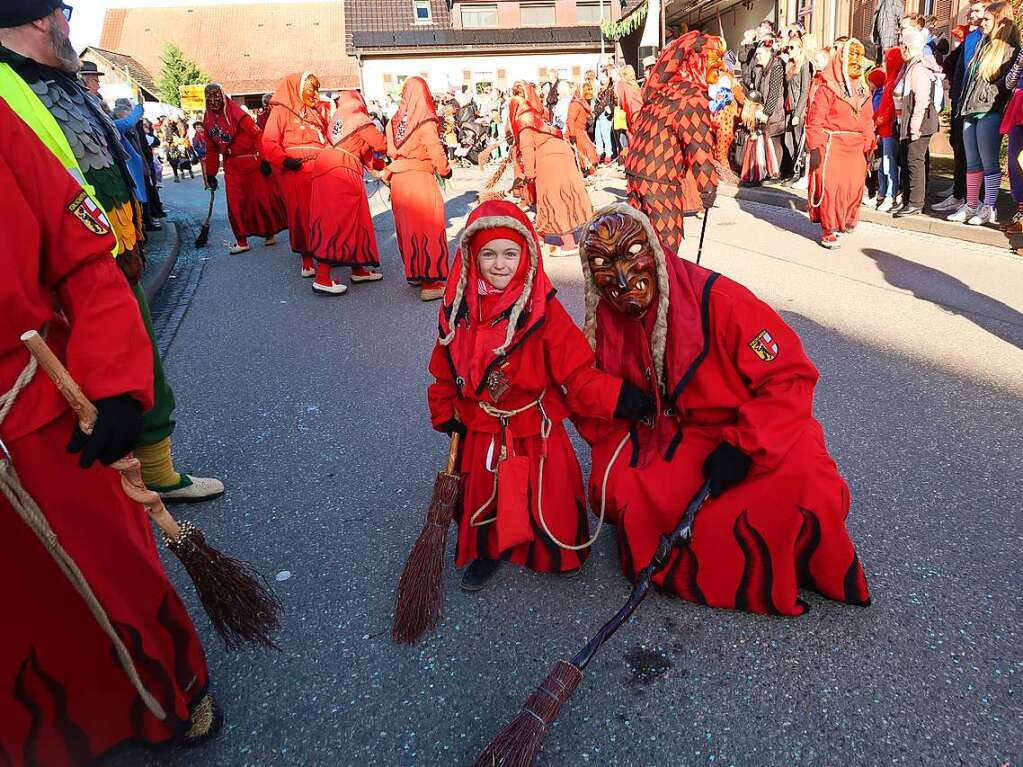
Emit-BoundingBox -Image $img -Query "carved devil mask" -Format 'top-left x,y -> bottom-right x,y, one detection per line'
580,211 -> 658,318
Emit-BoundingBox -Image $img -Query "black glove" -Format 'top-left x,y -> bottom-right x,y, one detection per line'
441,168 -> 453,180
206,175 -> 218,191
282,156 -> 303,171
66,394 -> 144,468
614,381 -> 655,421
260,159 -> 273,176
702,442 -> 752,497
439,418 -> 466,437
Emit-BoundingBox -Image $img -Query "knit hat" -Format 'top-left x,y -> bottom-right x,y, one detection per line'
0,0 -> 63,28
469,226 -> 526,259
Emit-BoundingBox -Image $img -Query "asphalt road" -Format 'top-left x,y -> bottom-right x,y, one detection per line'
108,169 -> 1022,767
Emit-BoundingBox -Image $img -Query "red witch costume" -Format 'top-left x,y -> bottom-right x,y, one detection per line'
805,40 -> 875,243
261,72 -> 328,267
577,204 -> 871,616
505,86 -> 536,208
624,31 -> 720,257
565,85 -> 598,174
512,84 -> 592,248
384,75 -> 451,298
427,201 -> 624,574
0,102 -> 211,766
307,91 -> 387,290
203,84 -> 287,246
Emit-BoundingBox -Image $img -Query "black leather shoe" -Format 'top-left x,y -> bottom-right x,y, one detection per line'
460,558 -> 500,592
894,206 -> 922,218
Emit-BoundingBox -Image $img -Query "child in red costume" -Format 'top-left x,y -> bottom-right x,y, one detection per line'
203,83 -> 287,255
307,90 -> 387,295
566,83 -> 598,174
806,39 -> 876,248
0,101 -> 215,766
577,203 -> 871,616
261,72 -> 328,277
426,200 -> 652,591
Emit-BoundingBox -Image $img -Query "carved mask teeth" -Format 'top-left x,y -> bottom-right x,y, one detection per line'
611,289 -> 620,298
635,279 -> 646,291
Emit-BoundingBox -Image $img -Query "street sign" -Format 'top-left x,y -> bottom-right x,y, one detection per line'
179,84 -> 207,111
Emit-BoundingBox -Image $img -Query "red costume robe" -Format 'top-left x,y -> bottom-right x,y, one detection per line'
806,41 -> 875,236
203,89 -> 287,242
384,76 -> 451,284
261,73 -> 328,256
0,102 -> 209,766
513,85 -> 592,240
427,201 -> 623,572
309,92 -> 386,267
565,87 -> 598,173
505,91 -> 536,207
578,206 -> 870,615
625,31 -> 719,256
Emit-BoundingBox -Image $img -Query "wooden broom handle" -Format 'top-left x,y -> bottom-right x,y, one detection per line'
446,431 -> 461,474
20,330 -> 182,539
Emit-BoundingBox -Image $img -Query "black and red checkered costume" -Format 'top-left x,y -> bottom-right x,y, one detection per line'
625,31 -> 720,255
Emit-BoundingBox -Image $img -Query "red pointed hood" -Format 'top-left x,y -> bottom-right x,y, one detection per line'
438,199 -> 554,396
202,83 -> 249,144
389,75 -> 439,149
642,30 -> 723,100
269,72 -> 326,132
820,38 -> 870,110
329,90 -> 374,146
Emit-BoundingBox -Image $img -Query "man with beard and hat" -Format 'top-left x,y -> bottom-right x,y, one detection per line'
0,0 -> 224,502
574,203 -> 871,617
202,83 -> 286,256
624,30 -> 721,256
0,95 -> 219,767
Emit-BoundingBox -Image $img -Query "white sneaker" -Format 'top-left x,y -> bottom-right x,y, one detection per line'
876,197 -> 895,213
228,244 -> 250,255
967,204 -> 997,226
312,281 -> 348,295
932,194 -> 964,212
300,267 -> 315,278
946,204 -> 977,223
157,474 -> 225,503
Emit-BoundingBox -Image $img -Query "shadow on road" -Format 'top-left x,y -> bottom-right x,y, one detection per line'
861,247 -> 1023,350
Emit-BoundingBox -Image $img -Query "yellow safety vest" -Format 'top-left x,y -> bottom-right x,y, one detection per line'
0,62 -> 119,254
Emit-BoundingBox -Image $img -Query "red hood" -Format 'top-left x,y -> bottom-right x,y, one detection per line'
329,90 -> 374,146
203,83 -> 249,144
438,199 -> 554,396
390,75 -> 439,149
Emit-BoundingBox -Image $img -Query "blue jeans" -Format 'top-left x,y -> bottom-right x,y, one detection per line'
962,113 -> 1003,175
879,136 -> 900,199
595,114 -> 613,160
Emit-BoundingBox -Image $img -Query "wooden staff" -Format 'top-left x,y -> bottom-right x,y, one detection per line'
21,330 -> 282,651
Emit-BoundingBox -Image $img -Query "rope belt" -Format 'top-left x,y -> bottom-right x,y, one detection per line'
808,129 -> 862,210
470,391 -> 630,552
0,343 -> 166,720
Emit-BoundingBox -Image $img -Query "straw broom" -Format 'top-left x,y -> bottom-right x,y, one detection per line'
473,481 -> 712,766
195,163 -> 216,248
391,432 -> 461,644
21,330 -> 282,651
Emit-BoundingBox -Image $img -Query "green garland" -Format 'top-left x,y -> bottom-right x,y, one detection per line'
601,1 -> 648,41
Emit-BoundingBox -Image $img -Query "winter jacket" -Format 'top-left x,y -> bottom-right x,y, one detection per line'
959,39 -> 1019,117
898,57 -> 940,139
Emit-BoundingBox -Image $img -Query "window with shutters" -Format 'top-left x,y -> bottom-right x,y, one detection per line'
521,2 -> 556,25
796,0 -> 813,28
461,3 -> 498,27
576,1 -> 604,23
920,0 -> 935,15
849,0 -> 875,50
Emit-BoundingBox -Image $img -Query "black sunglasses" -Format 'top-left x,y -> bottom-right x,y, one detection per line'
60,3 -> 73,21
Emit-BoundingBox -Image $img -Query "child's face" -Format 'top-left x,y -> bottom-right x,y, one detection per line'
477,238 -> 522,290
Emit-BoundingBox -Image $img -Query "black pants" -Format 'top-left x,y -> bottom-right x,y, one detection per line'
951,112 -> 966,199
900,135 -> 931,208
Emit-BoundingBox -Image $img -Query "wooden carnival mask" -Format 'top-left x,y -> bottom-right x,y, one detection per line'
204,84 -> 225,113
301,74 -> 321,108
581,212 -> 658,319
846,41 -> 865,80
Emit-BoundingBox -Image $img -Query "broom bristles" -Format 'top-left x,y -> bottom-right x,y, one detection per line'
194,224 -> 210,248
392,470 -> 460,643
165,522 -> 282,651
473,660 -> 582,767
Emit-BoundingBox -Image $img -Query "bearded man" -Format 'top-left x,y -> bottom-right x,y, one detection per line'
575,203 -> 871,617
624,30 -> 721,256
0,0 -> 223,501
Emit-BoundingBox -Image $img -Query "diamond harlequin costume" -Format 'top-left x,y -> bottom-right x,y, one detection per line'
0,99 -> 210,767
576,204 -> 871,616
624,31 -> 720,255
427,201 -> 624,572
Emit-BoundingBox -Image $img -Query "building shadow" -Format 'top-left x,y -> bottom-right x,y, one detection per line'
861,247 -> 1023,350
